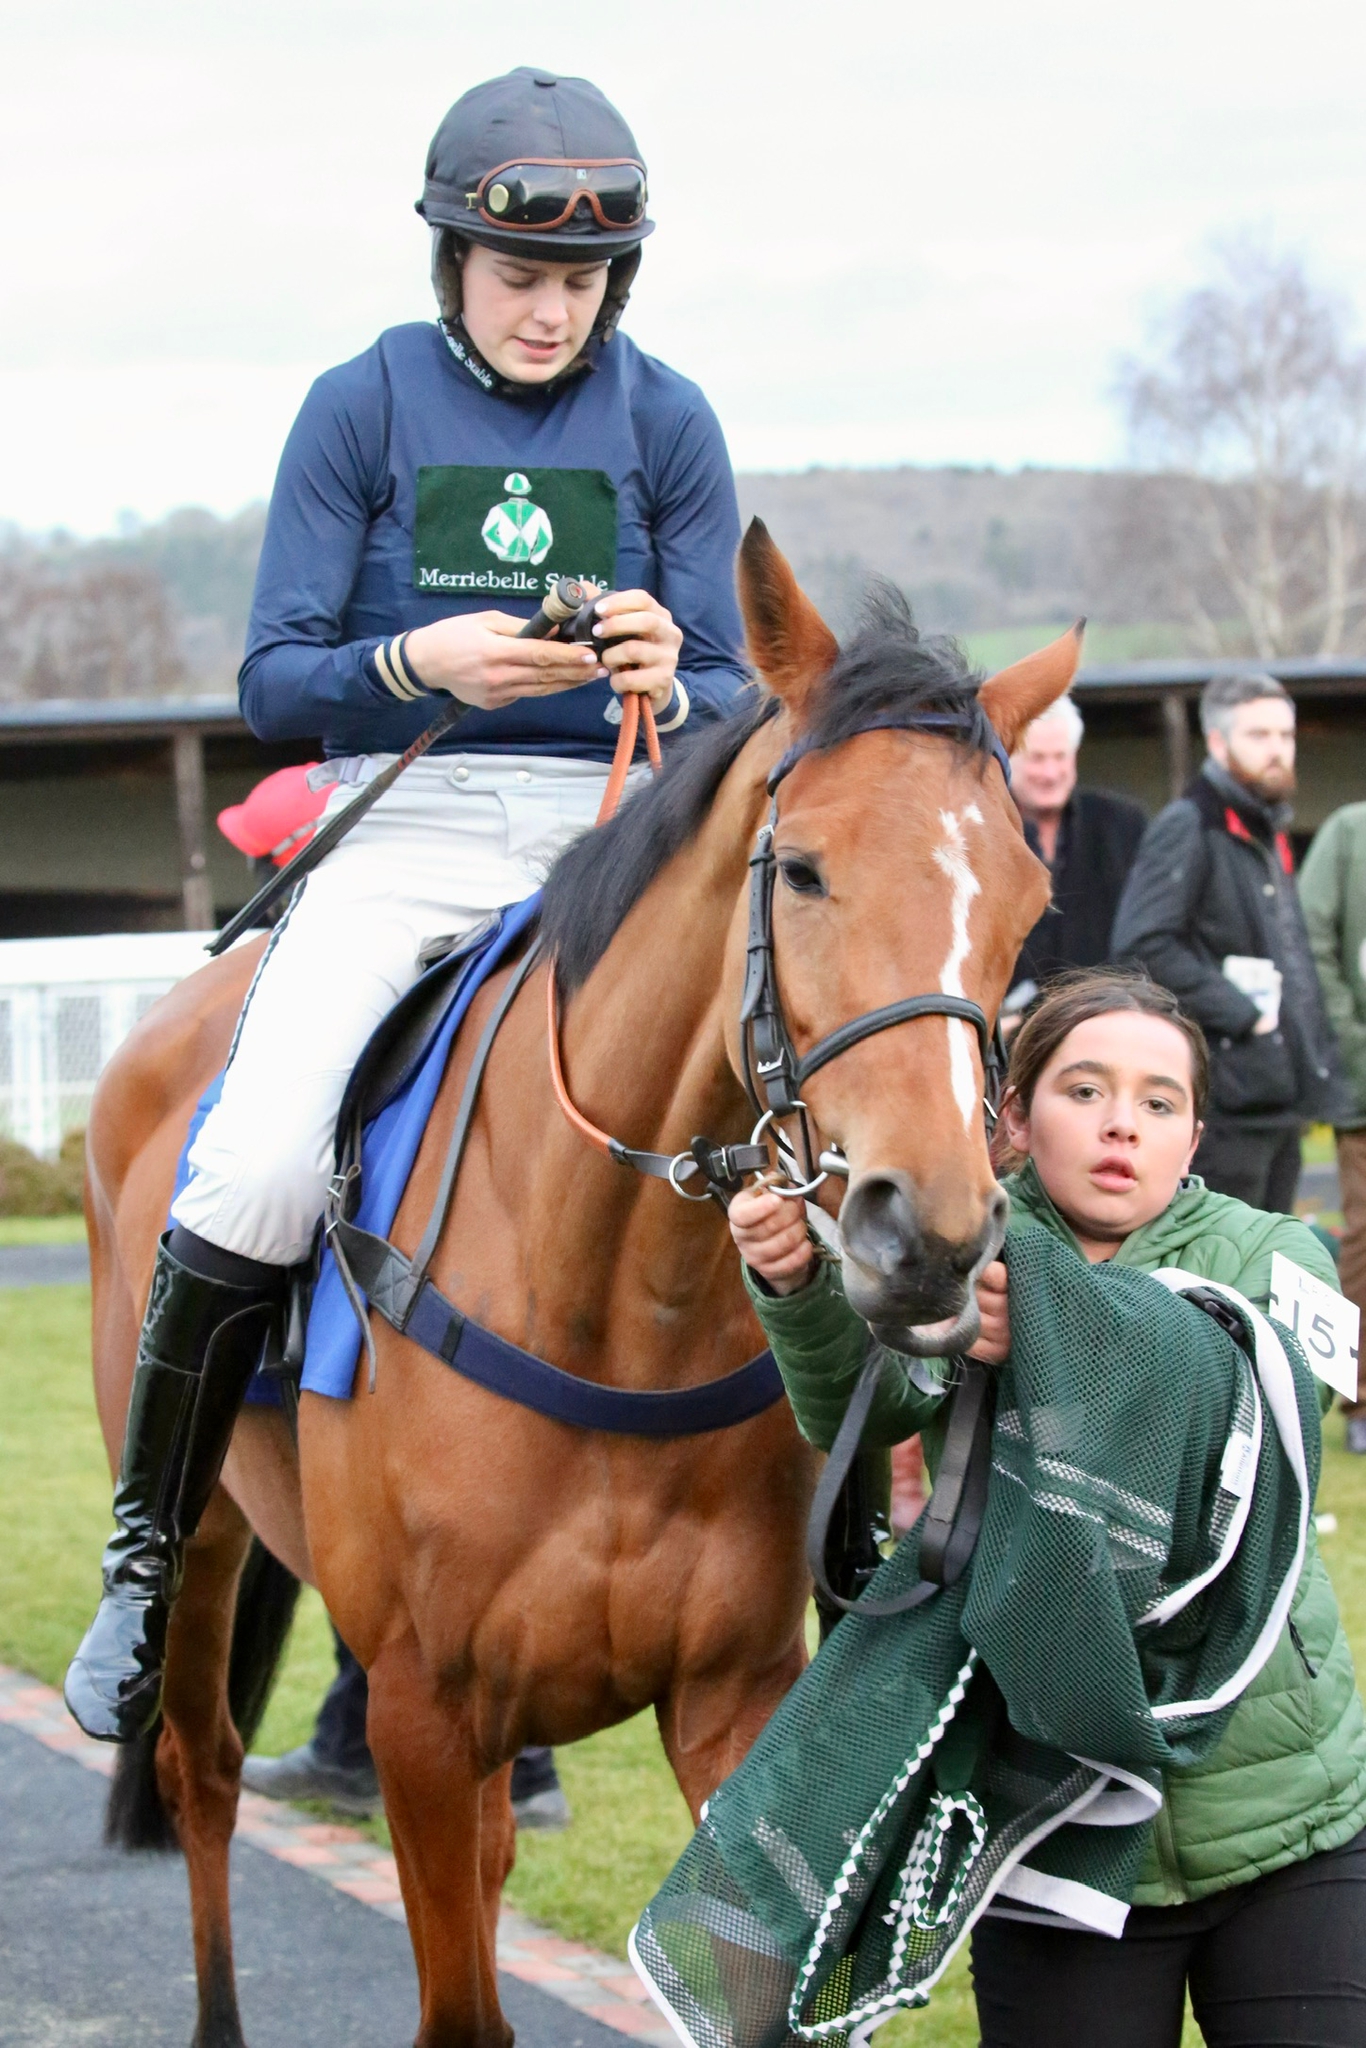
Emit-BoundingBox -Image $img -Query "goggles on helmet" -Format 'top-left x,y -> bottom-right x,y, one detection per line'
466,158 -> 647,233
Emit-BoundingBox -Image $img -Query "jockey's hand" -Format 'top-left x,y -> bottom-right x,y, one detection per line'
592,589 -> 683,713
968,1260 -> 1010,1364
403,610 -> 604,709
728,1183 -> 816,1296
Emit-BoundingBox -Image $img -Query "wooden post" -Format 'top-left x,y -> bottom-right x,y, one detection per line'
172,731 -> 215,931
1160,691 -> 1191,802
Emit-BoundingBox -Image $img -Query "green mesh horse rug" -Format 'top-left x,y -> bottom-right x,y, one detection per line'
630,1233 -> 1317,2048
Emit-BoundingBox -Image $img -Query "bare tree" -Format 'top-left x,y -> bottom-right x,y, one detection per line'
1118,235 -> 1366,657
0,551 -> 187,701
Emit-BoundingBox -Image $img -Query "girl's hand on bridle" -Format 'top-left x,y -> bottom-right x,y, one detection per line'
728,1184 -> 816,1297
592,589 -> 683,713
403,611 -> 603,709
968,1260 -> 1010,1364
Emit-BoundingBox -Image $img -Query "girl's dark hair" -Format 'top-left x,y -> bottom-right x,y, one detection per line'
998,969 -> 1208,1170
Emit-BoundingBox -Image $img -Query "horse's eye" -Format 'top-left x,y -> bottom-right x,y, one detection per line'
777,855 -> 826,896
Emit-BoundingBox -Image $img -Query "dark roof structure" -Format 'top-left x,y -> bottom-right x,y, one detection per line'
0,661 -> 1362,939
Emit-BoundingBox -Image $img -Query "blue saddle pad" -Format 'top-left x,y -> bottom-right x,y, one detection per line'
169,895 -> 541,1404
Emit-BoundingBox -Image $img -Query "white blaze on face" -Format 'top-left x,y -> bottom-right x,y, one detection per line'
933,803 -> 983,1129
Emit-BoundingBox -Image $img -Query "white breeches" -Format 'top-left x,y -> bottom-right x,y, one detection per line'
171,752 -> 626,1266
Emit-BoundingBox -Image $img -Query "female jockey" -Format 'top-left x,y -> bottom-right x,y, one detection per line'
66,65 -> 750,1743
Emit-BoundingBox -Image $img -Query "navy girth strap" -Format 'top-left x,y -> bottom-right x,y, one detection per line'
331,1214 -> 783,1435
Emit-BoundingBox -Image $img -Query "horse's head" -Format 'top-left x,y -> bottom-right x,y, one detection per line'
733,519 -> 1080,1355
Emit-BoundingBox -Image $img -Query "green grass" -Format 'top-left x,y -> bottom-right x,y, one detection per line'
0,1214 -> 88,1246
961,622 -> 1194,671
1302,1125 -> 1336,1168
5,1282 -> 1364,2047
0,1286 -> 113,1681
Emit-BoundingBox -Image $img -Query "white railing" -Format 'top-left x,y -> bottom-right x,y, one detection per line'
0,933 -> 214,1158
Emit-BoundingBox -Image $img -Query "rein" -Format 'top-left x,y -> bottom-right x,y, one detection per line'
544,690 -> 772,1202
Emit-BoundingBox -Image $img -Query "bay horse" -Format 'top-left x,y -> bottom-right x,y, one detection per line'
82,521 -> 1077,2047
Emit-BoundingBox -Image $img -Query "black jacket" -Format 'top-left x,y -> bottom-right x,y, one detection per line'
1112,763 -> 1349,1127
1011,787 -> 1148,994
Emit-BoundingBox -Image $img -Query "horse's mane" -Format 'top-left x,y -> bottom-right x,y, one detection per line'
540,581 -> 988,994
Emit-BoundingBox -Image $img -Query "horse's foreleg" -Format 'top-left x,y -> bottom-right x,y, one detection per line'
368,1632 -> 513,2048
478,1763 -> 516,1966
655,1644 -> 809,2034
656,1637 -> 806,1821
156,1488 -> 253,2048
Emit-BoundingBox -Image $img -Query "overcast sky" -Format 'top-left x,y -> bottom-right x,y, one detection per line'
4,0 -> 1366,533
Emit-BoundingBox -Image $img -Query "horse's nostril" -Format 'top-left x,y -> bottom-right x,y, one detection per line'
841,1173 -> 921,1278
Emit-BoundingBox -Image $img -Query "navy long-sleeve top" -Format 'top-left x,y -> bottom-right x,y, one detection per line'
238,322 -> 750,761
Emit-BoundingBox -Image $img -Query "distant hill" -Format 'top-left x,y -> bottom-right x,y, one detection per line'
739,466 -> 1103,637
0,465 -> 1303,701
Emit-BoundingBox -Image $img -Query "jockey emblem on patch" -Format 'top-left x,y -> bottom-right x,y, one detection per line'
481,474 -> 553,565
413,465 -> 618,597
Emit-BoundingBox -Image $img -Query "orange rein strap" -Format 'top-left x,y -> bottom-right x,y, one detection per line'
595,686 -> 662,829
545,689 -> 775,1199
547,690 -> 661,1159
546,971 -> 614,1158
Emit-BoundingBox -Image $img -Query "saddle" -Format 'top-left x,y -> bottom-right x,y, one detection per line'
331,908 -> 533,1187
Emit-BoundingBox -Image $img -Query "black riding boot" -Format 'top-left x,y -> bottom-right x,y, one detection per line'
64,1233 -> 284,1743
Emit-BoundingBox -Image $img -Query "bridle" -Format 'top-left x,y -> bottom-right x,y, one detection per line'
736,712 -> 1012,1192
548,700 -> 1014,1203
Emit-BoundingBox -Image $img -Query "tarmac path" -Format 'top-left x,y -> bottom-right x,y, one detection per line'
0,1673 -> 669,2048
0,1242 -> 91,1287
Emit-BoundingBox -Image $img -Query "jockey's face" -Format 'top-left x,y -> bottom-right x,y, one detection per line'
460,244 -> 610,383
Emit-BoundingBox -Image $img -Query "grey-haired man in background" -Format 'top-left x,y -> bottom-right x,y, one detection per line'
1114,670 -> 1349,1212
1004,695 -> 1148,1019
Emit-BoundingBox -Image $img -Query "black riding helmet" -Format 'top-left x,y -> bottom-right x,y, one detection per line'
418,67 -> 655,357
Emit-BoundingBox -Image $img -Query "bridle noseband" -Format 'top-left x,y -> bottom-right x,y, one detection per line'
736,714 -> 1011,1190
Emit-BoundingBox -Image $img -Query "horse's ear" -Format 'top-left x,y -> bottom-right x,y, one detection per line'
737,517 -> 839,710
978,620 -> 1086,754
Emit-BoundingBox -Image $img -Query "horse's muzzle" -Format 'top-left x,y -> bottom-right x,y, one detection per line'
838,1171 -> 1009,1357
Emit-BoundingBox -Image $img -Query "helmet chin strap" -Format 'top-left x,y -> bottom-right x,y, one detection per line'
594,243 -> 641,342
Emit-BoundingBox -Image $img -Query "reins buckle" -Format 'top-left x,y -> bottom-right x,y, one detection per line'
324,1162 -> 361,1227
667,1151 -> 713,1203
750,1107 -> 828,1199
